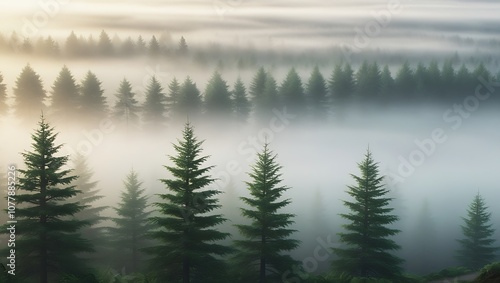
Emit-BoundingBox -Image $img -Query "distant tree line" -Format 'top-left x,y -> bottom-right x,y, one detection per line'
1,61 -> 499,127
1,117 -> 498,283
0,30 -> 188,58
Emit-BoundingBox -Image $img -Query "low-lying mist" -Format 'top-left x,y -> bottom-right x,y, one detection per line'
1,105 -> 499,275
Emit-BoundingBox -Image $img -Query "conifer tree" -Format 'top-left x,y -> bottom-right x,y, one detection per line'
109,169 -> 152,273
14,116 -> 93,282
79,71 -> 108,124
394,61 -> 415,102
97,30 -> 113,56
329,63 -> 354,118
332,149 -> 403,280
121,36 -> 136,56
379,65 -> 395,104
113,78 -> 140,129
279,68 -> 305,115
50,65 -> 80,123
166,77 -> 181,121
13,64 -> 46,124
250,67 -> 268,114
456,193 -> 498,270
204,71 -> 232,116
142,76 -> 166,128
306,66 -> 329,120
148,35 -> 161,57
0,72 -> 7,115
178,36 -> 188,56
233,143 -> 299,283
65,31 -> 82,57
178,76 -> 203,119
232,77 -> 251,122
146,123 -> 231,283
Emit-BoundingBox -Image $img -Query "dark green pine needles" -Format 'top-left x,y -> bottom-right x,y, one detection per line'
332,149 -> 403,280
233,143 -> 299,283
146,123 -> 231,283
14,116 -> 93,283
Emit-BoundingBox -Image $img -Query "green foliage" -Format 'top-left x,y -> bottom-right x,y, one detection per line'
423,266 -> 472,281
146,123 -> 230,282
232,77 -> 251,122
113,78 -> 140,129
233,142 -> 299,282
13,64 -> 46,124
79,71 -> 108,124
11,116 -> 93,282
280,67 -> 305,115
166,77 -> 181,121
474,262 -> 500,283
109,169 -> 153,273
332,148 -> 403,280
50,65 -> 80,123
142,76 -> 166,128
177,76 -> 202,119
306,66 -> 329,119
204,71 -> 232,116
456,193 -> 498,270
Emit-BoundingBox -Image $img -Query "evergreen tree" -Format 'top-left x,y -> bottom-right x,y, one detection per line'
394,61 -> 415,102
177,76 -> 203,119
178,36 -> 188,56
233,143 -> 299,283
441,60 -> 455,102
65,31 -> 82,57
148,35 -> 161,57
109,169 -> 152,273
136,36 -> 147,54
426,60 -> 441,99
121,36 -> 136,56
379,65 -> 395,104
329,63 -> 355,118
456,193 -> 498,270
232,77 -> 251,122
0,72 -> 7,115
455,64 -> 473,99
13,64 -> 46,124
414,63 -> 430,101
332,149 -> 403,280
256,74 -> 280,122
250,67 -> 268,115
113,78 -> 140,129
97,30 -> 113,56
13,116 -> 92,282
79,71 -> 108,124
279,68 -> 305,115
204,71 -> 232,117
166,77 -> 181,121
68,154 -> 107,263
142,76 -> 166,128
50,66 -> 80,123
354,60 -> 372,103
146,123 -> 231,283
306,66 -> 329,120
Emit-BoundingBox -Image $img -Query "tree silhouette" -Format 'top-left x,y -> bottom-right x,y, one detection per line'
50,66 -> 80,124
113,78 -> 140,130
79,71 -> 108,124
13,64 -> 46,124
232,77 -> 251,122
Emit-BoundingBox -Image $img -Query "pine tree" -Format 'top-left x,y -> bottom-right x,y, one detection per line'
332,149 -> 403,280
279,68 -> 305,116
68,154 -> 108,265
0,72 -> 7,115
146,123 -> 231,283
329,63 -> 355,118
306,66 -> 329,120
426,60 -> 441,99
441,60 -> 455,102
50,66 -> 80,124
65,31 -> 82,57
136,36 -> 147,54
13,64 -> 47,124
232,77 -> 251,122
97,30 -> 113,56
379,65 -> 394,104
204,71 -> 232,117
456,193 -> 498,270
177,76 -> 203,120
250,67 -> 268,114
113,78 -> 140,130
148,35 -> 161,57
142,76 -> 166,128
166,77 -> 181,121
13,116 -> 93,282
79,71 -> 108,124
233,143 -> 299,283
109,169 -> 152,273
394,61 -> 415,102
121,36 -> 136,56
178,36 -> 188,56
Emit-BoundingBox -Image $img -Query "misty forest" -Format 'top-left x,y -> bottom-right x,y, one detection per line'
1,1 -> 500,283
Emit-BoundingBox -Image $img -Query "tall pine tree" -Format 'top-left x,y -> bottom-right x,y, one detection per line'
109,169 -> 152,273
142,76 -> 166,129
204,71 -> 232,117
332,149 -> 403,280
306,66 -> 329,120
14,116 -> 93,282
146,123 -> 231,283
232,77 -> 251,122
233,143 -> 299,283
456,193 -> 498,270
50,66 -> 80,124
79,71 -> 108,124
113,78 -> 140,130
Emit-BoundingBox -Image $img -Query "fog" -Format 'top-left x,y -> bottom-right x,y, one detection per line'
1,0 -> 500,280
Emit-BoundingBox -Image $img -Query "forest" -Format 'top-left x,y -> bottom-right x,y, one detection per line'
1,0 -> 500,283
